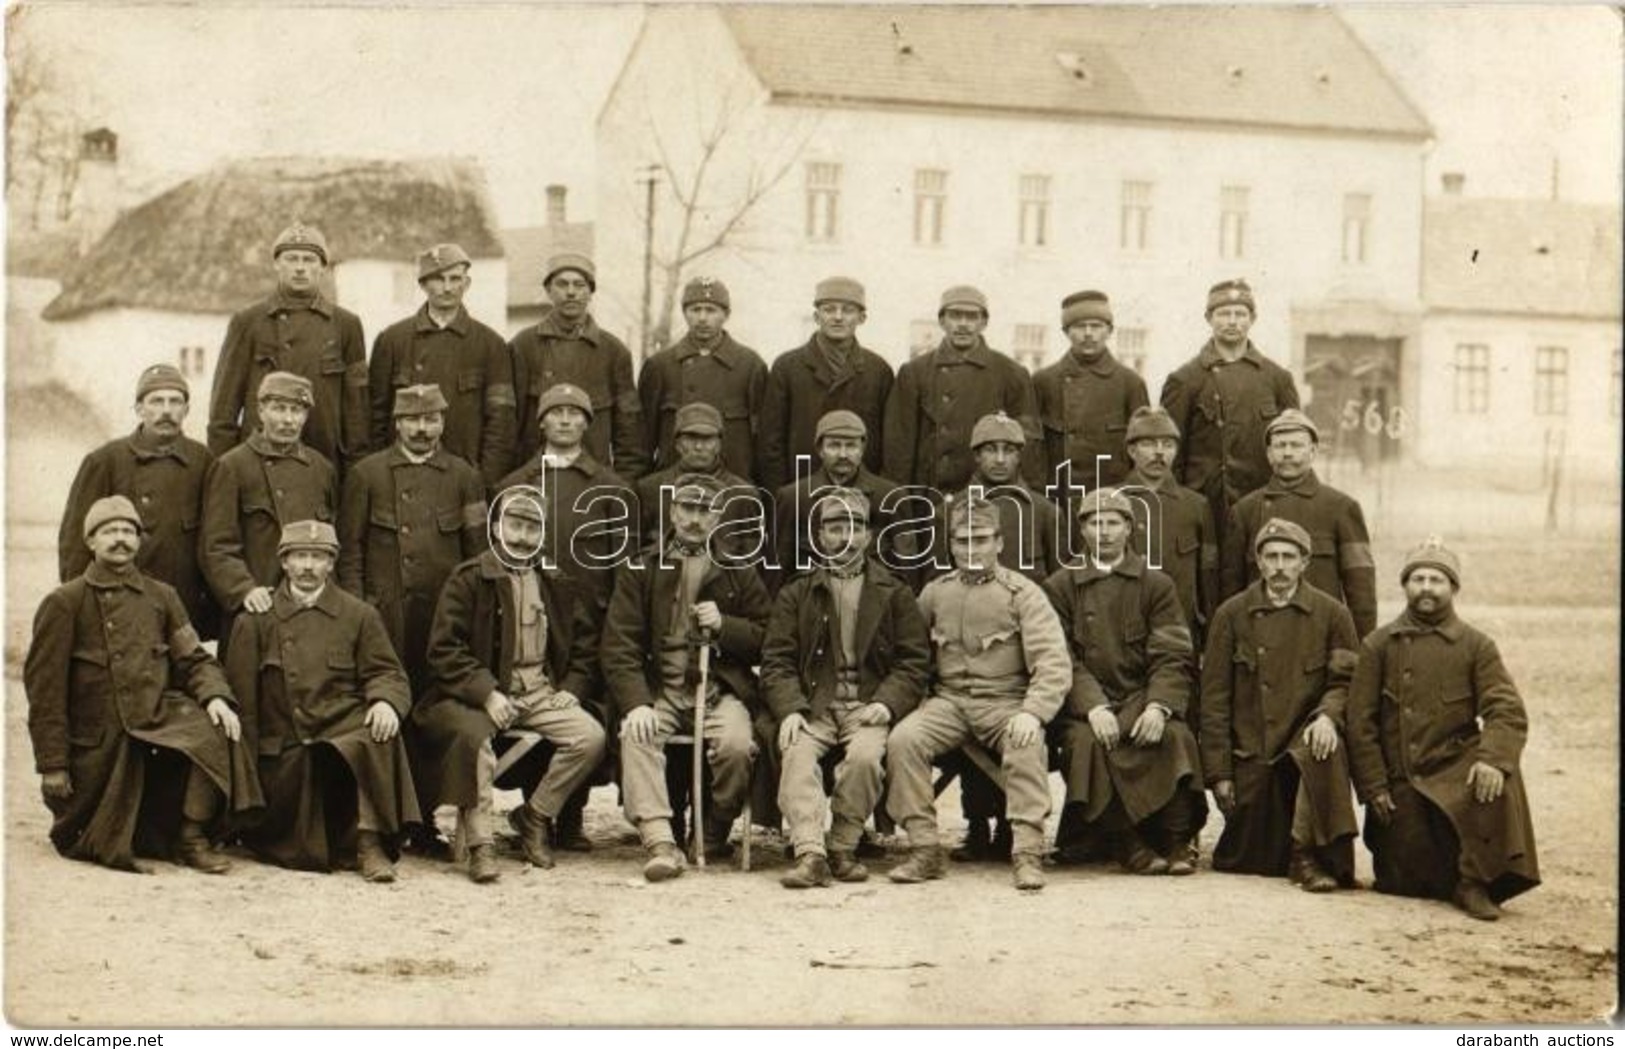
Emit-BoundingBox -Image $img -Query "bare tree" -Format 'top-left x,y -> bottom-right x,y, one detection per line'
636,76 -> 814,353
6,9 -> 96,232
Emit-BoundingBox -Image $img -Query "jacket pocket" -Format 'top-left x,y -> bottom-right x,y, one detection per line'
319,355 -> 347,378
458,369 -> 484,393
327,650 -> 357,672
369,508 -> 399,532
437,509 -> 464,535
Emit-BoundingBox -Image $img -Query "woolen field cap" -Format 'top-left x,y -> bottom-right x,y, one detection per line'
496,487 -> 546,524
1265,409 -> 1320,445
1077,487 -> 1134,522
1254,518 -> 1312,558
670,473 -> 726,509
673,402 -> 724,437
273,223 -> 329,265
277,520 -> 339,556
970,411 -> 1025,448
815,487 -> 871,523
938,284 -> 989,318
683,276 -> 730,311
544,252 -> 596,290
815,410 -> 867,443
537,383 -> 594,421
1125,406 -> 1180,445
83,495 -> 142,539
1206,278 -> 1256,315
813,276 -> 866,309
258,371 -> 314,406
1061,290 -> 1113,328
418,243 -> 472,281
1401,535 -> 1461,589
392,384 -> 449,417
135,363 -> 189,402
946,495 -> 1001,537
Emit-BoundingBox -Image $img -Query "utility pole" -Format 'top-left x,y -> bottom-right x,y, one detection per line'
636,163 -> 662,367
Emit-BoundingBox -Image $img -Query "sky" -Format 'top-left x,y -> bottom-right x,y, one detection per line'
9,3 -> 1622,229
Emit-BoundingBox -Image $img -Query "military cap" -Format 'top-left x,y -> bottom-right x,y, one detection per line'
83,495 -> 142,540
277,519 -> 339,557
682,276 -> 731,311
537,382 -> 594,421
418,242 -> 472,281
272,222 -> 329,265
673,402 -> 723,437
815,487 -> 871,524
1125,406 -> 1181,445
946,495 -> 1001,537
1265,408 -> 1320,445
1061,289 -> 1113,329
1205,278 -> 1256,316
393,383 -> 449,417
496,488 -> 547,524
670,472 -> 726,509
813,276 -> 866,309
543,252 -> 596,291
258,371 -> 314,406
970,411 -> 1025,449
1077,487 -> 1134,523
1401,535 -> 1461,589
1254,518 -> 1312,558
135,362 -> 189,402
938,284 -> 990,318
815,409 -> 867,443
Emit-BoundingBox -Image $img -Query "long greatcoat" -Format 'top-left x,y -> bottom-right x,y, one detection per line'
226,582 -> 418,870
760,336 -> 894,493
498,450 -> 640,611
1346,608 -> 1539,903
638,333 -> 769,483
1032,348 -> 1149,491
510,314 -> 646,477
24,565 -> 260,869
1201,581 -> 1361,879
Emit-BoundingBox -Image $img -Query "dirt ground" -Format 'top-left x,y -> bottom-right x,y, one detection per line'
3,531 -> 1618,1028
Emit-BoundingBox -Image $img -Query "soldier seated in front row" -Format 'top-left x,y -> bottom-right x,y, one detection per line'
225,520 -> 419,883
26,496 -> 260,874
761,488 -> 930,889
416,489 -> 608,884
885,497 -> 1072,892
1044,489 -> 1205,876
603,473 -> 774,882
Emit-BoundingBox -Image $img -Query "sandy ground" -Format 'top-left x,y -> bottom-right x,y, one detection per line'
3,533 -> 1618,1027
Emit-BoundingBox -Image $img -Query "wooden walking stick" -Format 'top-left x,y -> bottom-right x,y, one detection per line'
691,631 -> 713,869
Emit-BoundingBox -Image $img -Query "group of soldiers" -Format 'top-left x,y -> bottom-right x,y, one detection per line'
28,223 -> 1539,922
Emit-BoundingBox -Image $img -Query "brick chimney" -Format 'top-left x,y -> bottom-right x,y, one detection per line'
1440,172 -> 1465,196
546,184 -> 568,225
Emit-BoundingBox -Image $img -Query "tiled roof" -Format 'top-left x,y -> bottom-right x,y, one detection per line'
718,5 -> 1430,138
1424,198 -> 1621,319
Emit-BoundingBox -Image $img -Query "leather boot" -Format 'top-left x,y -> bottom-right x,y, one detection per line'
1011,852 -> 1046,891
990,818 -> 1013,861
828,850 -> 869,883
643,842 -> 687,882
1119,833 -> 1169,875
1294,844 -> 1338,893
553,790 -> 592,852
950,819 -> 992,862
178,820 -> 231,875
780,852 -> 833,889
1453,878 -> 1501,921
356,830 -> 397,883
513,806 -> 556,869
467,843 -> 500,884
888,846 -> 947,883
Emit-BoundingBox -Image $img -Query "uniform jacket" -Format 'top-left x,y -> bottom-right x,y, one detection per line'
498,451 -> 639,610
1199,580 -> 1360,784
58,429 -> 219,640
1119,469 -> 1219,641
760,336 -> 894,493
1032,349 -> 1149,491
918,566 -> 1072,722
510,314 -> 647,478
1159,339 -> 1299,501
337,444 -> 486,681
600,543 -> 774,714
635,463 -> 766,563
367,305 -> 518,487
225,581 -> 411,758
771,465 -> 917,587
760,561 -> 930,724
1041,554 -> 1194,721
884,337 -> 1042,491
421,550 -> 602,718
200,434 -> 337,613
638,333 -> 769,483
927,481 -> 1065,586
1223,470 -> 1377,639
208,291 -> 369,471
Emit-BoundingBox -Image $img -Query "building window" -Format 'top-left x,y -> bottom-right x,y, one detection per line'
1219,185 -> 1249,259
1342,193 -> 1372,264
1018,174 -> 1051,248
914,168 -> 947,246
805,162 -> 841,242
1013,324 -> 1047,372
1613,349 -> 1622,417
1116,327 -> 1148,375
1534,346 -> 1568,416
1120,180 -> 1152,251
908,319 -> 939,359
1452,343 -> 1490,414
178,346 -> 207,378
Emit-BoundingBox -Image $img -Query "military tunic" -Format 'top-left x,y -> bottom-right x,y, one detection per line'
927,482 -> 1066,586
1346,609 -> 1539,903
58,429 -> 220,640
638,334 -> 769,483
200,434 -> 337,614
635,463 -> 766,566
1223,470 -> 1378,639
1033,349 -> 1149,491
208,291 -> 369,471
367,305 -> 518,487
884,338 -> 1042,492
511,314 -> 647,478
771,465 -> 918,588
24,565 -> 260,870
498,451 -> 640,611
226,582 -> 419,871
760,336 -> 894,493
1119,469 -> 1218,652
1200,581 -> 1361,878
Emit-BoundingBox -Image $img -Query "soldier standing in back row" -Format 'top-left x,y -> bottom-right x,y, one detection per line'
208,223 -> 369,474
367,244 -> 517,489
639,277 -> 768,484
1160,279 -> 1299,552
1033,289 -> 1149,497
511,253 -> 647,478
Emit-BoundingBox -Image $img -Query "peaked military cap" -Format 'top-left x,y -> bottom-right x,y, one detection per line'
393,383 -> 449,417
277,520 -> 339,556
418,243 -> 472,281
258,371 -> 314,406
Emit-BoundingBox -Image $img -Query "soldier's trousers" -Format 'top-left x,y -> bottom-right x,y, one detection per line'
460,701 -> 606,847
778,701 -> 889,858
621,694 -> 754,847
